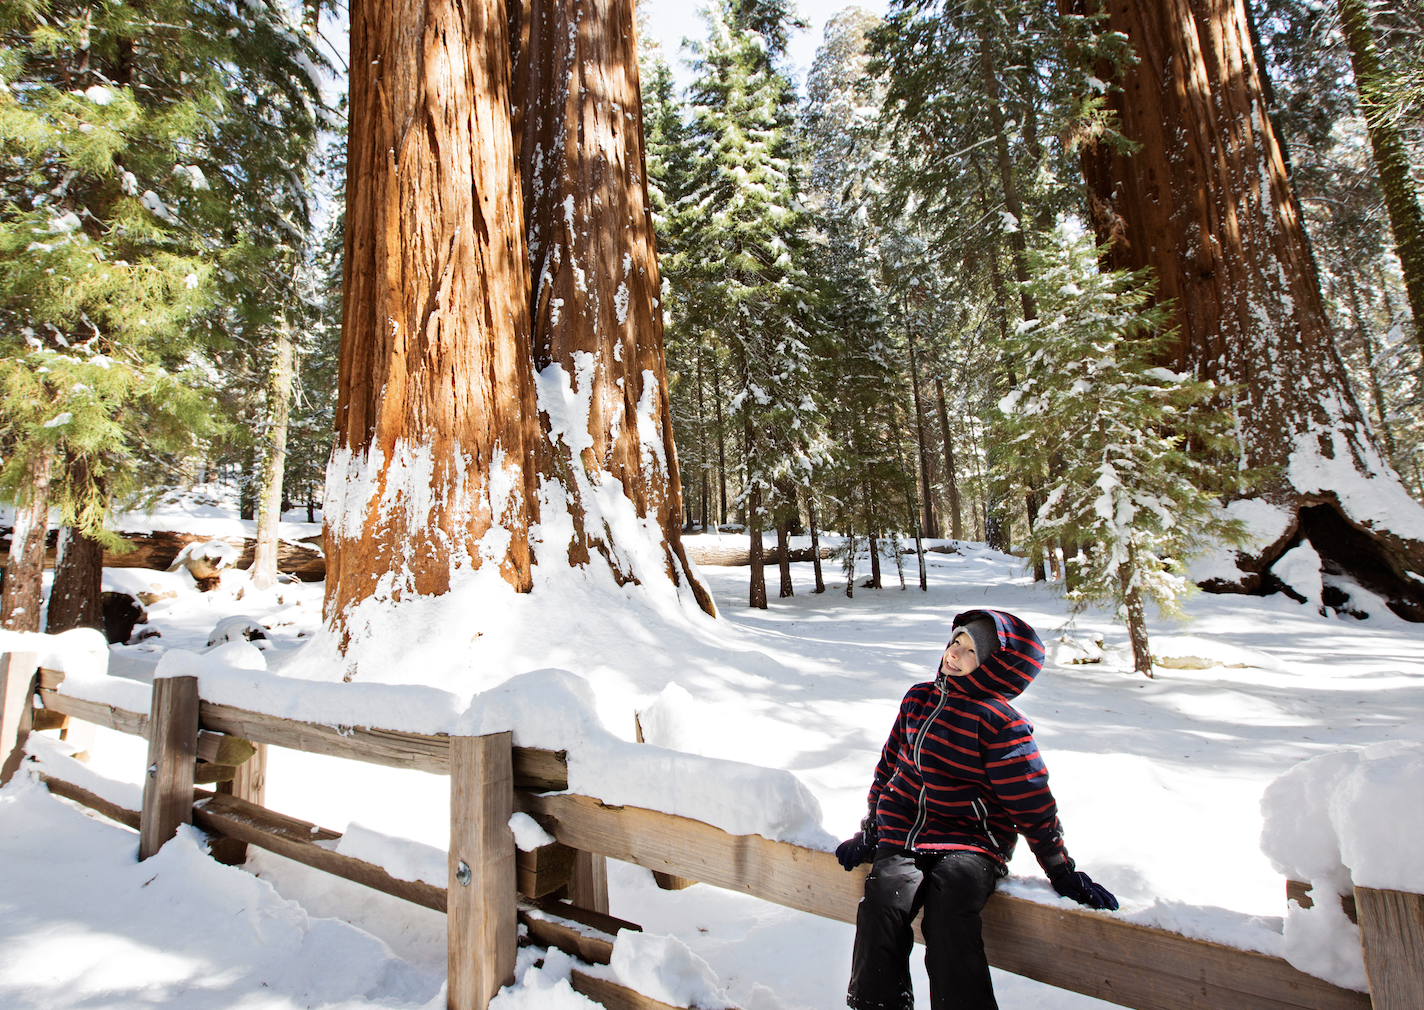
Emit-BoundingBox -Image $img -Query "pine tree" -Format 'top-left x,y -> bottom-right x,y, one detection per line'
0,0 -> 329,627
669,0 -> 821,608
998,231 -> 1248,675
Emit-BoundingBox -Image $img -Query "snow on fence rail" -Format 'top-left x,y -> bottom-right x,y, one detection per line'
1,649 -> 1414,1010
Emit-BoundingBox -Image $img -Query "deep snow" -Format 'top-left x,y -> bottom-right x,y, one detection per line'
4,522 -> 1423,1009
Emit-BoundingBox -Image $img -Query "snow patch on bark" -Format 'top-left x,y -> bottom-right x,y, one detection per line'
1288,417 -> 1424,542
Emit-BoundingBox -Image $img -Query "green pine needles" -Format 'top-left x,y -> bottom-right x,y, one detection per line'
0,0 -> 329,537
997,228 -> 1250,675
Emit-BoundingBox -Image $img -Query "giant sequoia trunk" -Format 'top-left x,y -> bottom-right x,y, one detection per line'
325,0 -> 541,647
1069,0 -> 1424,614
47,527 -> 104,634
510,0 -> 713,615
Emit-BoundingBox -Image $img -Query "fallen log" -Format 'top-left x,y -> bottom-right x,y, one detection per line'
0,528 -> 327,583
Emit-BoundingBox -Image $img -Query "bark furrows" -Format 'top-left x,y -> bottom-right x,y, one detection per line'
328,0 -> 540,631
512,0 -> 714,615
326,0 -> 713,649
1074,0 -> 1424,578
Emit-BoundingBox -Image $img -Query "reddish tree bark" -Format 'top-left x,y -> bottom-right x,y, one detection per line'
325,0 -> 541,647
510,0 -> 714,615
1,446 -> 55,633
47,527 -> 104,634
1070,0 -> 1424,598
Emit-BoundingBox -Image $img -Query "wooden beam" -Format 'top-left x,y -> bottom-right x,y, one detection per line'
517,841 -> 576,899
38,688 -> 149,738
571,970 -> 730,1010
210,740 -> 268,866
517,899 -> 643,966
0,651 -> 39,785
37,688 -> 567,789
192,790 -> 448,910
569,849 -> 610,915
448,733 -> 517,1010
652,870 -> 697,891
38,773 -> 142,830
1289,879 -> 1359,925
529,898 -> 641,939
517,792 -> 1371,1010
1356,886 -> 1424,1010
138,675 -> 200,860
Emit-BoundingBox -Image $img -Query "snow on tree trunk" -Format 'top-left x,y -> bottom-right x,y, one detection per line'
252,323 -> 293,591
325,0 -> 541,656
1,445 -> 55,633
1069,0 -> 1424,602
510,0 -> 714,617
47,527 -> 104,634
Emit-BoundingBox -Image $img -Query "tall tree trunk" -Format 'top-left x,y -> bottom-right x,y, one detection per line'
510,0 -> 713,616
865,478 -> 882,589
906,320 -> 938,538
747,484 -> 767,609
808,494 -> 825,594
1338,0 -> 1424,353
252,321 -> 294,591
713,356 -> 728,525
1068,0 -> 1424,598
1,445 -> 55,633
935,378 -> 963,541
327,0 -> 540,656
47,527 -> 104,634
776,512 -> 793,598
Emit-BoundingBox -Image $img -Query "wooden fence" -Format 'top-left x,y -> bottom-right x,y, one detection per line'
2,649 -> 1419,1010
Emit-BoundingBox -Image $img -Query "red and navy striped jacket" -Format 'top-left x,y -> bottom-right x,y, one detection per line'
867,609 -> 1072,875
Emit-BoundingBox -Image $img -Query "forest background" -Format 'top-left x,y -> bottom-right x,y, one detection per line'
3,0 -> 1424,668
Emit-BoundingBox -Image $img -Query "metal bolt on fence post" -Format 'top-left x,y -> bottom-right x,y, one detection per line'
456,861 -> 472,886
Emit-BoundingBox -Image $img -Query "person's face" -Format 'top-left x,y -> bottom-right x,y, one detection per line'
941,632 -> 980,677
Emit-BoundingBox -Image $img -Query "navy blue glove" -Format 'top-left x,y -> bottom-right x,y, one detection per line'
1049,868 -> 1119,910
836,815 -> 878,871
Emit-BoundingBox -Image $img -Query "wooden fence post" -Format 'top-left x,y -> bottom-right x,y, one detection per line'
0,651 -> 39,785
139,675 -> 200,860
448,732 -> 516,1010
1356,885 -> 1424,1010
569,850 -> 610,914
210,741 -> 268,866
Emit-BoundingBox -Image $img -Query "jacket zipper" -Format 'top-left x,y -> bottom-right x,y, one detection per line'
904,683 -> 949,851
973,797 -> 1000,850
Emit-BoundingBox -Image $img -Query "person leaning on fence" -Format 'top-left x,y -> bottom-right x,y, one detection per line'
837,608 -> 1118,1010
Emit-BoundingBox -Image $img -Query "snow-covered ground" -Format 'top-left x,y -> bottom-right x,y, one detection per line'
4,519 -> 1422,1009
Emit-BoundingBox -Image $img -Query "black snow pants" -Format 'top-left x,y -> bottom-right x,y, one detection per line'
846,849 -> 1001,1010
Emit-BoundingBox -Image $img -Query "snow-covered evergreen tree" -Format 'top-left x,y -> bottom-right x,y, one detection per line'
668,0 -> 822,607
0,0 -> 329,628
997,230 -> 1249,675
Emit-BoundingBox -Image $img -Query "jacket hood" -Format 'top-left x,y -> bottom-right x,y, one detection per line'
938,609 -> 1044,702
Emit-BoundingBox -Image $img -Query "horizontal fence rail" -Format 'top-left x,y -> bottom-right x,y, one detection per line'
11,662 -> 1397,1010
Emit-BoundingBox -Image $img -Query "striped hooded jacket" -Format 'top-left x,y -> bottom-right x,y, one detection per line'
867,609 -> 1073,875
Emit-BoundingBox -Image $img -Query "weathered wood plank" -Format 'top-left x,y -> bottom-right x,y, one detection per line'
199,700 -> 567,789
38,688 -> 150,738
38,773 -> 142,830
528,898 -> 641,939
571,970 -> 721,1010
652,870 -> 697,891
1357,886 -> 1424,1010
209,739 -> 267,865
37,667 -> 64,690
192,790 -> 448,910
517,842 -> 576,899
1288,879 -> 1359,925
519,907 -> 618,966
448,733 -> 517,1010
0,651 -> 39,785
569,849 -> 610,915
139,676 -> 200,860
517,792 -> 1371,1010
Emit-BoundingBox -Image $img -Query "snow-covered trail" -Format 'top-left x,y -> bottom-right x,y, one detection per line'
3,538 -> 1422,1009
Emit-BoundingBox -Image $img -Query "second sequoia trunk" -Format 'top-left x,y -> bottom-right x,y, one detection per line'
1069,0 -> 1424,609
511,0 -> 714,616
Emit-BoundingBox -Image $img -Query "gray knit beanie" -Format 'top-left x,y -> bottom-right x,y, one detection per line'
949,617 -> 999,664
